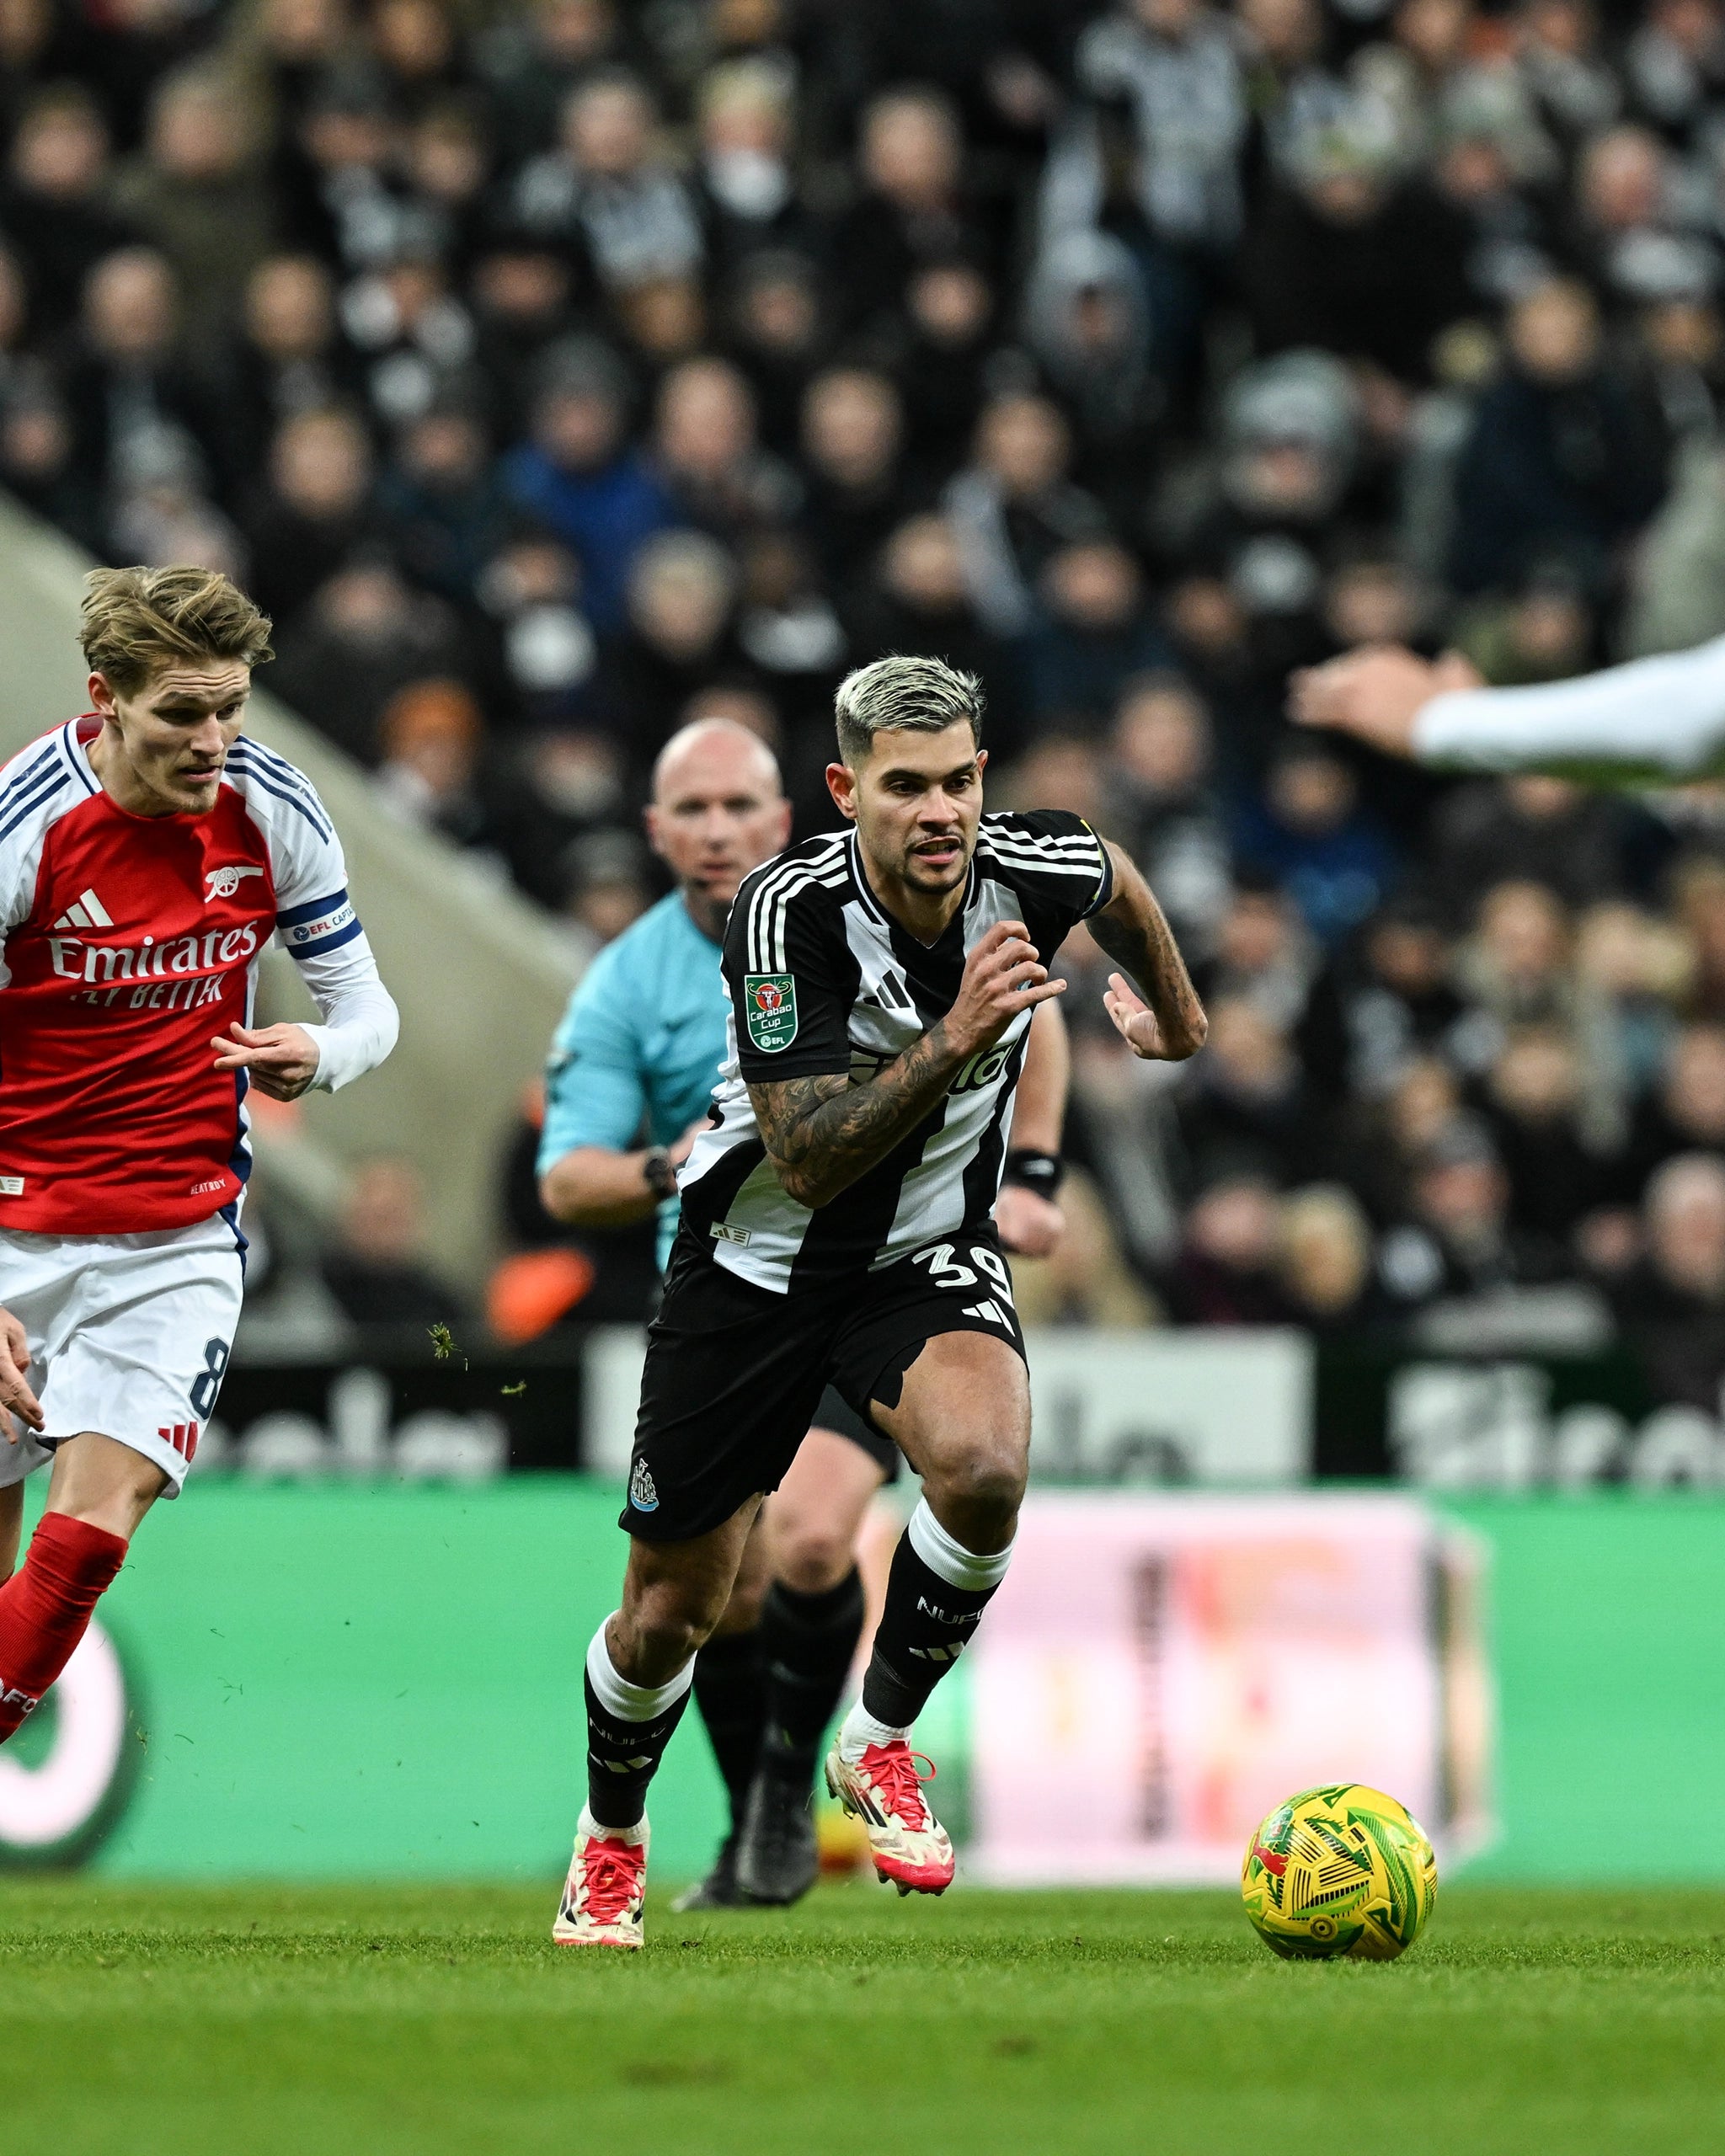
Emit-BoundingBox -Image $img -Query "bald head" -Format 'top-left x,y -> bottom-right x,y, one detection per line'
651,715 -> 781,804
646,718 -> 791,935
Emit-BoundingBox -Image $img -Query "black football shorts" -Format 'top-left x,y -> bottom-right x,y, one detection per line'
622,1226 -> 1025,1541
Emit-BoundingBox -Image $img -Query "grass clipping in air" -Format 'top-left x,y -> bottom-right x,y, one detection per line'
426,1323 -> 464,1369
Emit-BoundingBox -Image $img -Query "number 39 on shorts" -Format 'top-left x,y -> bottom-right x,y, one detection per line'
911,1242 -> 1016,1300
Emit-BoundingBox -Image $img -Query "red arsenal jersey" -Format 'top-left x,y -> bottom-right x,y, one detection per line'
0,718 -> 363,1234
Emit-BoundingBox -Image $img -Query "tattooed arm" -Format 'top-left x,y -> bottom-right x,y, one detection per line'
1089,843 -> 1208,1062
750,919 -> 1067,1209
750,1038 -> 964,1211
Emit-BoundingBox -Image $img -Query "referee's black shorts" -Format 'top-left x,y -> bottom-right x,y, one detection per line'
621,1225 -> 1026,1542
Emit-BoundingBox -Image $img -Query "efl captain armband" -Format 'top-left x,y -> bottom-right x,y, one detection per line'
1002,1150 -> 1063,1199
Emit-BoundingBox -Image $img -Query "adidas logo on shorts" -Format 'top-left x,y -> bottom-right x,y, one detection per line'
158,1422 -> 200,1462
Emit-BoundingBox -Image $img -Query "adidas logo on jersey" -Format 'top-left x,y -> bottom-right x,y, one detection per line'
857,969 -> 914,1012
53,887 -> 113,931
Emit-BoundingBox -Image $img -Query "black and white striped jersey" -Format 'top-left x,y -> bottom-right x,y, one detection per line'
676,810 -> 1114,1294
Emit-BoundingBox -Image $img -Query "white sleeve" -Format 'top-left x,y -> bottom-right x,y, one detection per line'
295,933 -> 400,1092
1413,635 -> 1725,781
243,748 -> 399,1090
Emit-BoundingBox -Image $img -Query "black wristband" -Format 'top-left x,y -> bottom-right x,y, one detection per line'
642,1147 -> 678,1200
1003,1149 -> 1063,1199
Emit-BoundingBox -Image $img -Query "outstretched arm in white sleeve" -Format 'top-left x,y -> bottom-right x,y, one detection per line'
1289,634 -> 1725,782
216,758 -> 401,1099
212,931 -> 400,1101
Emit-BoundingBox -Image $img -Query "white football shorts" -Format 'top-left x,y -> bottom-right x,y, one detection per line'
0,1214 -> 245,1498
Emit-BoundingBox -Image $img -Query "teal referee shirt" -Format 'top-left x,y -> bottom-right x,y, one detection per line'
538,891 -> 729,1269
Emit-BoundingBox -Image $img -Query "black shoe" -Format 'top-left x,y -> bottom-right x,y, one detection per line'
670,1835 -> 750,1912
734,1761 -> 820,1906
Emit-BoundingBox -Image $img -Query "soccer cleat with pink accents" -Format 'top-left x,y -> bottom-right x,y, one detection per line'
552,1810 -> 649,1948
824,1740 -> 955,1896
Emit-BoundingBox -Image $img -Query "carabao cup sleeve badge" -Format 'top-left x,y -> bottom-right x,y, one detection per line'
744,973 -> 798,1053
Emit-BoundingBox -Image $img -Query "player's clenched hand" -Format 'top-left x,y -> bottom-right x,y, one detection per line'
0,1306 -> 43,1444
211,1022 -> 322,1101
996,1182 -> 1063,1257
945,920 -> 1065,1058
1288,645 -> 1483,758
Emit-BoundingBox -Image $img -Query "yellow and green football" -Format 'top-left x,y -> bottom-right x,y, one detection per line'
1242,1784 -> 1438,1961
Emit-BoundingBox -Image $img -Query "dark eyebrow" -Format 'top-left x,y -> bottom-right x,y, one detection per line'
884,760 -> 978,785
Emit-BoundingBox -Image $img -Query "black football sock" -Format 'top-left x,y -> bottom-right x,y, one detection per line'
855,1502 -> 1014,1737
584,1622 -> 694,1831
759,1568 -> 866,1780
690,1625 -> 765,1837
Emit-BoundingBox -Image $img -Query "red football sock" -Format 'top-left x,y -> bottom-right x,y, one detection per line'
0,1513 -> 127,1742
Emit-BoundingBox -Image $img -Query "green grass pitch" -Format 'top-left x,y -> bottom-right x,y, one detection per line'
5,1879 -> 1725,2154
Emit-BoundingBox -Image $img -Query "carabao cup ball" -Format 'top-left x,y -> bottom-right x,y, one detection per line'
1242,1784 -> 1438,1961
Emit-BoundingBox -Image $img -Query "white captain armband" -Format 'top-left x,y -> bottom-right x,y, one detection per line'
277,889 -> 361,958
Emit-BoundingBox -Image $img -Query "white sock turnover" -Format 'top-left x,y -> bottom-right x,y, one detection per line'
585,1620 -> 693,1721
907,1497 -> 1014,1592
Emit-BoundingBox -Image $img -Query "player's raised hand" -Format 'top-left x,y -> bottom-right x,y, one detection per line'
0,1306 -> 44,1443
945,919 -> 1065,1056
1103,971 -> 1194,1061
211,1022 -> 322,1101
1289,645 -> 1485,758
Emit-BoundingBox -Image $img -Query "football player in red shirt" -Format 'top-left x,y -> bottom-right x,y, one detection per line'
0,565 -> 398,1743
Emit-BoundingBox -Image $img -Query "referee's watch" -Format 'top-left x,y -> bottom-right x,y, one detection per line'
642,1147 -> 678,1201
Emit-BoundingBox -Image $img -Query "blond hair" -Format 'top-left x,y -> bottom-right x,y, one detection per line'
79,566 -> 274,696
833,653 -> 984,766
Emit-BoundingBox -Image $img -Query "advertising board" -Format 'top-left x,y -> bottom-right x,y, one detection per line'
206,1328 -> 1714,1492
966,1492 -> 1490,1884
5,1481 -> 1723,1884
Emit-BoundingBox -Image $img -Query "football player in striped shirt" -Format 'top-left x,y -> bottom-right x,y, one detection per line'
554,653 -> 1206,1948
0,566 -> 398,1752
539,714 -> 1070,1912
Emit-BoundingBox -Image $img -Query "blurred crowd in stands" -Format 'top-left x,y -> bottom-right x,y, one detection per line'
14,0 -> 1725,1394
